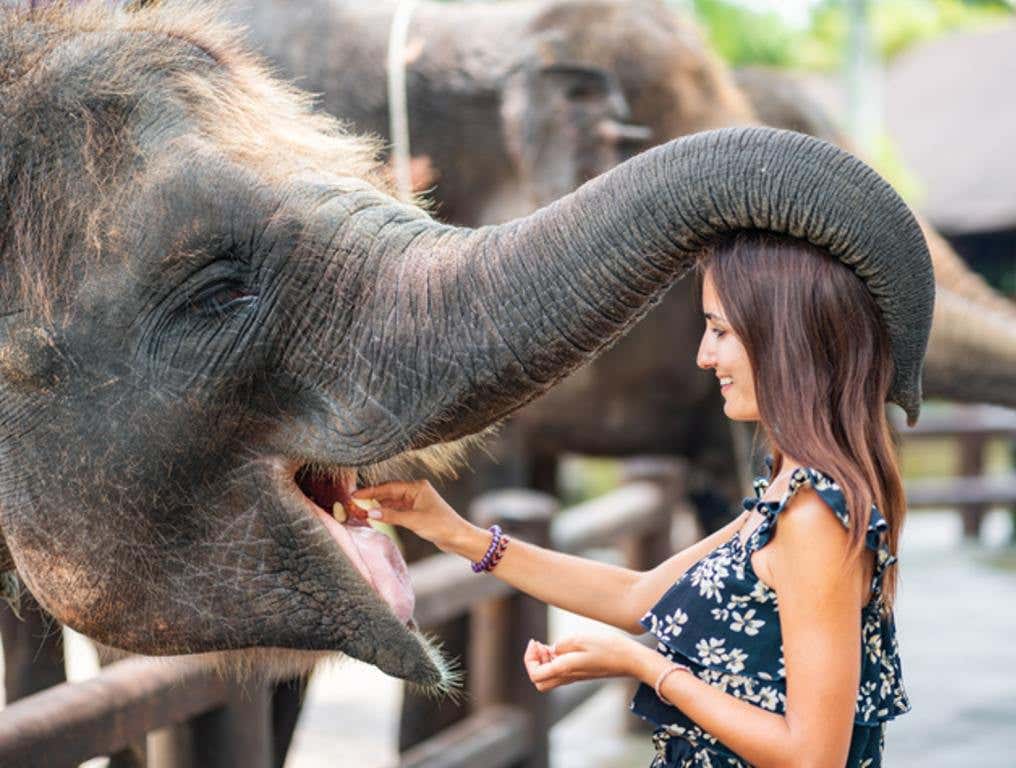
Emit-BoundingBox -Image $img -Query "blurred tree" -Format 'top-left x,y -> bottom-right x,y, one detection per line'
685,0 -> 1013,71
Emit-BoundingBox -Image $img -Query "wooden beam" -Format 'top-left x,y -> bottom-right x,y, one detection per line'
410,554 -> 513,629
0,656 -> 230,768
548,679 -> 608,725
397,706 -> 531,768
553,482 -> 664,554
895,404 -> 1016,438
907,474 -> 1016,508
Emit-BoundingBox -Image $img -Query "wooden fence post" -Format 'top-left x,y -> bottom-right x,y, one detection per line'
470,490 -> 556,768
621,457 -> 685,733
184,683 -> 273,768
959,433 -> 988,539
622,457 -> 686,569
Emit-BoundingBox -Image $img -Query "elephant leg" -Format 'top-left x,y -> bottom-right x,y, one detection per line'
0,592 -> 65,703
271,675 -> 307,768
528,451 -> 559,496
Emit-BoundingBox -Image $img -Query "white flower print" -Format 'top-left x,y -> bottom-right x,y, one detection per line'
696,637 -> 726,666
729,608 -> 765,636
664,608 -> 689,637
865,628 -> 883,664
643,612 -> 661,636
758,686 -> 780,711
748,579 -> 773,605
690,553 -> 730,603
725,648 -> 748,675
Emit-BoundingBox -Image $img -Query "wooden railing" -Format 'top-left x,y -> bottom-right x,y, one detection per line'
0,459 -> 685,768
895,404 -> 1016,537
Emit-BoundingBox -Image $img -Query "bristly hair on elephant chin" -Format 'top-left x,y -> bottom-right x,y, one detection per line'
195,636 -> 464,699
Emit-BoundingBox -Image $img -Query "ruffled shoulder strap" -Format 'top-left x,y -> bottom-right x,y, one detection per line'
746,467 -> 896,600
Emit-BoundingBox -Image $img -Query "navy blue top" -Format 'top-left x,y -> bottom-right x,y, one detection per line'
630,466 -> 910,767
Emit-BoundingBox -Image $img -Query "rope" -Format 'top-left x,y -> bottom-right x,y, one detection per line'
387,0 -> 417,200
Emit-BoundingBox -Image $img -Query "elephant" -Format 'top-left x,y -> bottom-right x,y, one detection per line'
0,0 -> 935,714
221,0 -> 1016,752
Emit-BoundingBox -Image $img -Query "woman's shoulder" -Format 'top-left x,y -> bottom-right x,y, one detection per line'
749,464 -> 888,554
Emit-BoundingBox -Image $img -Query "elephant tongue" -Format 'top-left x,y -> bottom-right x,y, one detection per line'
314,506 -> 416,624
300,470 -> 415,624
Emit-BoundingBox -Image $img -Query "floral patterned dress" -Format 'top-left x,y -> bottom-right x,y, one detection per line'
630,466 -> 910,767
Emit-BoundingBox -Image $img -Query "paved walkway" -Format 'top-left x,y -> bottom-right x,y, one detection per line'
279,509 -> 1016,768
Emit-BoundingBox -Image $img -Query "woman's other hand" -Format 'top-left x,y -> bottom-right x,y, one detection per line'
352,480 -> 470,553
524,634 -> 642,692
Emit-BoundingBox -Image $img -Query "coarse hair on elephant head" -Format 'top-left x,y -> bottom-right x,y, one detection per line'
700,232 -> 905,608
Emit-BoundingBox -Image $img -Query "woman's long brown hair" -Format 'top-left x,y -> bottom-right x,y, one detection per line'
702,231 -> 906,609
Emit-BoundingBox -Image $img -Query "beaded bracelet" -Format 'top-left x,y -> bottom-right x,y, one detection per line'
654,662 -> 691,706
471,524 -> 511,573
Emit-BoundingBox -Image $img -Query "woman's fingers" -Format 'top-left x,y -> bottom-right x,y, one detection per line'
537,644 -> 553,665
353,481 -> 419,508
528,653 -> 575,682
550,636 -> 586,655
524,639 -> 542,675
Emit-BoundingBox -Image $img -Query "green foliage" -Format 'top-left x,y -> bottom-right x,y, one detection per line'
868,132 -> 925,206
687,0 -> 806,67
687,0 -> 1014,72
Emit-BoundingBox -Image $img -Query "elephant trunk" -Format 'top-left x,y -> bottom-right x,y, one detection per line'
352,127 -> 931,450
923,287 -> 1016,408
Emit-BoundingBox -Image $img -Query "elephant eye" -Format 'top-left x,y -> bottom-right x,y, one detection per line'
189,282 -> 258,317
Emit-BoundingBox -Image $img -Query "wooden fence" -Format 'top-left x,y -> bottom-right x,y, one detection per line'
895,404 -> 1016,537
0,459 -> 685,768
1,403 -> 1014,767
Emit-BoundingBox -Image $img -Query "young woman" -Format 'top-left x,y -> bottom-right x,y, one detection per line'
354,230 -> 917,767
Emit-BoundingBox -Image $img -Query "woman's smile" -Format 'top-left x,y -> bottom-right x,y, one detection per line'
696,271 -> 759,421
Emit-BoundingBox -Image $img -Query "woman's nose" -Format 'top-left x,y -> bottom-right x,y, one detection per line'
696,335 -> 714,371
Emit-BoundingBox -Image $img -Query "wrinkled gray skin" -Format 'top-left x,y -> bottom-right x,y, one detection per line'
0,3 -> 899,691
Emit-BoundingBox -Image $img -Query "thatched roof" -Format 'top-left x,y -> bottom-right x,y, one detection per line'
885,23 -> 1016,234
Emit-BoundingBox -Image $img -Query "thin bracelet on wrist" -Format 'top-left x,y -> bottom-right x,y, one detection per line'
654,662 -> 691,706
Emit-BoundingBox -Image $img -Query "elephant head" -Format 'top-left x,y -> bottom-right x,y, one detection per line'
0,3 -> 930,687
499,0 -> 754,210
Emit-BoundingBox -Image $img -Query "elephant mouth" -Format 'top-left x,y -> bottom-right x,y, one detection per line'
274,461 -> 416,627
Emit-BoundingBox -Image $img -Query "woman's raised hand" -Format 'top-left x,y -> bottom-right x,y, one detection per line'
352,480 -> 470,553
524,634 -> 642,692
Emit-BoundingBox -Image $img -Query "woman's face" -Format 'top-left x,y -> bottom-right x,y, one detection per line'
696,270 -> 760,422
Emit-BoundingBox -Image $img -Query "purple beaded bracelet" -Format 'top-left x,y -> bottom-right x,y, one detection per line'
471,524 -> 510,573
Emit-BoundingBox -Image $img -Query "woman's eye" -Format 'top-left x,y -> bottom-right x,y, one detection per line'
712,328 -> 726,338
190,284 -> 258,317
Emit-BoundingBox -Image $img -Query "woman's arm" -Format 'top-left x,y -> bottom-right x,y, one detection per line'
528,488 -> 866,768
354,480 -> 747,633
